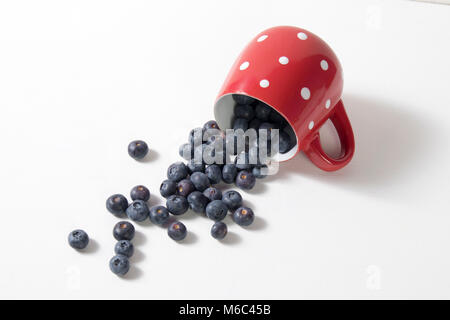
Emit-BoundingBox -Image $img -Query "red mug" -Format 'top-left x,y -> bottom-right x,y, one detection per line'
214,26 -> 355,171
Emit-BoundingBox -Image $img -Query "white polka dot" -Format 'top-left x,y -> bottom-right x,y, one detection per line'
239,61 -> 249,70
325,99 -> 331,109
297,32 -> 308,40
308,121 -> 315,130
257,35 -> 268,42
320,60 -> 328,71
278,56 -> 289,65
300,87 -> 310,100
259,79 -> 269,88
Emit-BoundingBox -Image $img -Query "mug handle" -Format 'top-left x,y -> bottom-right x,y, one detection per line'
303,99 -> 355,172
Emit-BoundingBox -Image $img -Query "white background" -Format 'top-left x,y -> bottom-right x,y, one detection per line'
0,0 -> 449,299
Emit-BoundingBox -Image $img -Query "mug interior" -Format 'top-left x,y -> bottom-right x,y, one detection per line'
214,93 -> 299,162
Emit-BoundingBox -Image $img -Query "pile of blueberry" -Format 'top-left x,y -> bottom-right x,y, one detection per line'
68,94 -> 296,277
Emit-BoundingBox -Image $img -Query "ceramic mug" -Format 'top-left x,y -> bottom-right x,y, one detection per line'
214,26 -> 355,171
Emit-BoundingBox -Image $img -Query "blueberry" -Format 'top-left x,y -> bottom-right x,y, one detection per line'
235,152 -> 255,171
187,159 -> 205,174
234,104 -> 255,120
235,171 -> 256,190
166,195 -> 189,215
126,200 -> 149,222
232,94 -> 255,105
278,131 -> 292,154
206,134 -> 224,146
269,110 -> 287,126
255,102 -> 272,121
190,172 -> 210,192
205,200 -> 228,221
233,118 -> 249,131
259,122 -> 276,140
177,179 -> 196,197
114,240 -> 134,258
203,187 -> 222,201
109,255 -> 130,276
252,165 -> 268,179
130,185 -> 150,202
211,222 -> 228,240
160,179 -> 177,198
68,229 -> 89,250
179,143 -> 193,160
168,221 -> 187,241
222,164 -> 238,184
106,194 -> 128,217
167,162 -> 188,182
205,164 -> 222,184
149,205 -> 170,225
113,221 -> 135,241
189,127 -> 205,147
233,207 -> 255,226
249,118 -> 262,131
222,190 -> 242,211
128,140 -> 148,160
187,191 -> 209,214
203,120 -> 220,131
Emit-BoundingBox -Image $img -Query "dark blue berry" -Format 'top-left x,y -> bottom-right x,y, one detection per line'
68,229 -> 89,250
222,164 -> 238,184
269,110 -> 287,126
233,207 -> 255,226
205,200 -> 228,221
189,127 -> 205,147
249,118 -> 262,131
126,200 -> 149,222
177,179 -> 196,197
187,159 -> 205,174
187,191 -> 209,214
232,94 -> 255,105
130,185 -> 150,202
211,222 -> 228,240
203,187 -> 222,201
113,221 -> 135,241
167,162 -> 188,182
252,165 -> 268,179
233,118 -> 249,131
128,140 -> 148,160
179,143 -> 193,160
114,240 -> 134,258
149,205 -> 170,225
235,152 -> 255,171
278,131 -> 292,154
166,195 -> 189,215
109,255 -> 130,276
168,221 -> 187,241
222,190 -> 242,211
235,171 -> 256,190
205,164 -> 222,184
190,172 -> 210,192
259,122 -> 276,140
255,102 -> 272,121
203,120 -> 220,131
106,194 -> 128,217
234,104 -> 255,120
160,179 -> 177,198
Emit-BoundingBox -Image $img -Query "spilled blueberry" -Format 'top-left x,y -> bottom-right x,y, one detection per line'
130,185 -> 150,202
168,221 -> 187,241
106,194 -> 128,217
114,240 -> 134,258
68,229 -> 89,250
113,221 -> 135,241
128,140 -> 148,160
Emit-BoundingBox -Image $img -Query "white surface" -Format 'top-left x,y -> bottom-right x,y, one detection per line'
0,0 -> 449,300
